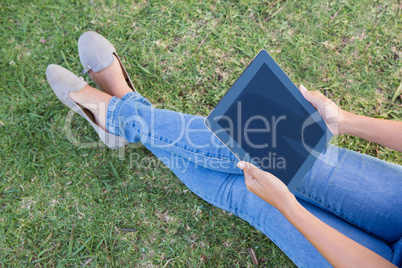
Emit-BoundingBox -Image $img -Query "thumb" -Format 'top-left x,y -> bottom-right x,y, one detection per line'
299,84 -> 324,109
237,161 -> 265,193
237,161 -> 264,177
299,84 -> 314,102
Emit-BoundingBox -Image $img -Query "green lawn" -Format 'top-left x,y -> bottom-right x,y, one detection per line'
1,0 -> 401,266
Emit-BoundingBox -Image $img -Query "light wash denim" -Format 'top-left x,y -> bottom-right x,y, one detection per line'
106,92 -> 402,267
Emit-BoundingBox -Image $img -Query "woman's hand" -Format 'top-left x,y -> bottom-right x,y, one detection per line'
299,85 -> 346,135
236,161 -> 294,211
299,84 -> 402,151
237,160 -> 396,267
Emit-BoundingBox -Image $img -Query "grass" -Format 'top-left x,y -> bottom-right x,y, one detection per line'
0,0 -> 401,266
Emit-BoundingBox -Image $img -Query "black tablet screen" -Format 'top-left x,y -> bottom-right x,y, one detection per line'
217,63 -> 324,184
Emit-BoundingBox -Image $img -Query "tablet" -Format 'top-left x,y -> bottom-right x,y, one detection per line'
205,50 -> 332,192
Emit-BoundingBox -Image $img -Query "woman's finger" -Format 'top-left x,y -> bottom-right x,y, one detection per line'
237,161 -> 264,178
238,161 -> 265,193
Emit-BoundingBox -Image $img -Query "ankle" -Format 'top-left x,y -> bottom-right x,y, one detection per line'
114,85 -> 133,99
89,55 -> 133,98
69,85 -> 112,131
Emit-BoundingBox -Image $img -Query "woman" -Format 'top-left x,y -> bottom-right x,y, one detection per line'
46,31 -> 402,267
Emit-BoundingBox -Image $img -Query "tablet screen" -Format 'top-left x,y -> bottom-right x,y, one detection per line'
205,50 -> 332,191
216,63 -> 324,185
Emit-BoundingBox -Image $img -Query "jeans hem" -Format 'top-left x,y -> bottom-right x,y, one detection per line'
106,91 -> 141,135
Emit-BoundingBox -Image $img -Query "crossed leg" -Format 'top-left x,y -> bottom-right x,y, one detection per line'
105,93 -> 400,266
68,54 -> 401,266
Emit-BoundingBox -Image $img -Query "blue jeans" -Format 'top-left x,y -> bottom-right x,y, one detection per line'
106,92 -> 402,267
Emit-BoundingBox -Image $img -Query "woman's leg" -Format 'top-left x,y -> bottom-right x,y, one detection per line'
107,92 -> 242,174
106,92 -> 398,265
294,144 -> 402,244
139,146 -> 395,266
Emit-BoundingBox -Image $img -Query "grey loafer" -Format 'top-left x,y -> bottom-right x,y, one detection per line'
78,31 -> 135,92
46,64 -> 128,149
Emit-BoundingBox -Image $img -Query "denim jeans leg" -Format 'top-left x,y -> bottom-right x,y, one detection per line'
295,144 -> 402,244
107,92 -> 242,174
144,146 -> 395,267
106,93 -> 399,266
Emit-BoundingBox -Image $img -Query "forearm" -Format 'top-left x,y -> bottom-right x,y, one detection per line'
279,197 -> 396,268
341,111 -> 402,152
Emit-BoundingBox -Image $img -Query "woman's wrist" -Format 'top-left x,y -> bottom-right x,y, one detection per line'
276,192 -> 298,216
338,110 -> 355,136
340,110 -> 364,136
